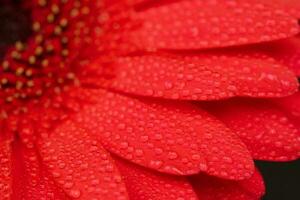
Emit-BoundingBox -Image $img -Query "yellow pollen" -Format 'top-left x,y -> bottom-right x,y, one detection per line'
81,7 -> 90,15
1,78 -> 8,85
51,4 -> 60,14
47,14 -> 55,23
0,0 -> 80,110
6,96 -> 13,103
35,46 -> 43,56
16,81 -> 23,90
41,59 -> 49,67
2,61 -> 9,70
32,22 -> 41,32
15,41 -> 25,51
70,9 -> 79,17
11,51 -> 21,60
26,80 -> 34,87
38,0 -> 47,7
16,67 -> 25,76
46,45 -> 54,52
28,56 -> 36,64
35,35 -> 44,43
61,49 -> 69,57
54,26 -> 63,35
60,18 -> 68,27
25,69 -> 33,77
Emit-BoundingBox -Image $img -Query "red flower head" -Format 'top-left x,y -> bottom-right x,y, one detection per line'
0,0 -> 299,199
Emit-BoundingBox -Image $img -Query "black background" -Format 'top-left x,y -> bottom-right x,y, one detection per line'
256,160 -> 300,200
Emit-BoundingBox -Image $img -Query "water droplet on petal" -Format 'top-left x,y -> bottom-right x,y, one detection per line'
69,189 -> 81,198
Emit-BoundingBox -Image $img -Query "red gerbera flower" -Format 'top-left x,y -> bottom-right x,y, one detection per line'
0,0 -> 299,199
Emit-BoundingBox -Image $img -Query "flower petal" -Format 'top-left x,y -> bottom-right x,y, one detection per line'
204,99 -> 300,161
190,169 -> 265,200
78,89 -> 254,180
38,120 -> 129,200
256,0 -> 300,18
101,55 -> 298,100
273,92 -> 300,128
11,144 -> 69,200
126,0 -> 149,5
115,157 -> 199,200
264,37 -> 300,76
0,140 -> 12,200
130,0 -> 299,50
276,92 -> 300,118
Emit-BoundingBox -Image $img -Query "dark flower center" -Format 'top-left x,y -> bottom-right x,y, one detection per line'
0,0 -> 88,115
0,0 -> 32,59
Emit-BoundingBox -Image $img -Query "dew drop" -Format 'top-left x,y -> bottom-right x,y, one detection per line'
168,151 -> 178,160
69,189 -> 81,198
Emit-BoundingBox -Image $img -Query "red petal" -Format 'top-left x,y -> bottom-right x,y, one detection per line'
273,92 -> 300,117
273,92 -> 300,128
115,157 -> 199,200
126,0 -> 149,5
38,120 -> 129,200
78,89 -> 254,180
11,144 -> 69,200
101,55 -> 298,100
0,140 -> 12,200
191,169 -> 265,200
129,0 -> 299,50
256,0 -> 300,18
204,99 -> 300,161
261,37 -> 300,76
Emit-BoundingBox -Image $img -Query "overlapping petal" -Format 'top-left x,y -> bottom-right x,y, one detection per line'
258,37 -> 300,76
11,144 -> 69,200
129,0 -> 299,50
256,0 -> 300,18
38,120 -> 129,200
101,54 -> 298,100
115,157 -> 198,200
191,169 -> 265,200
273,92 -> 300,128
203,99 -> 300,161
274,92 -> 300,118
0,140 -> 12,200
77,89 -> 254,180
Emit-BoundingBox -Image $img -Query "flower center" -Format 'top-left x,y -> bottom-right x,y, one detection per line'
0,0 -> 91,115
0,1 -> 32,59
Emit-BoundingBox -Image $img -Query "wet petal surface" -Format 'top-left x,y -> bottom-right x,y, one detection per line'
204,99 -> 300,161
38,120 -> 129,200
77,89 -> 254,180
261,37 -> 300,76
130,0 -> 299,50
101,54 -> 298,100
11,144 -> 69,200
115,157 -> 198,200
191,169 -> 265,200
0,140 -> 12,200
